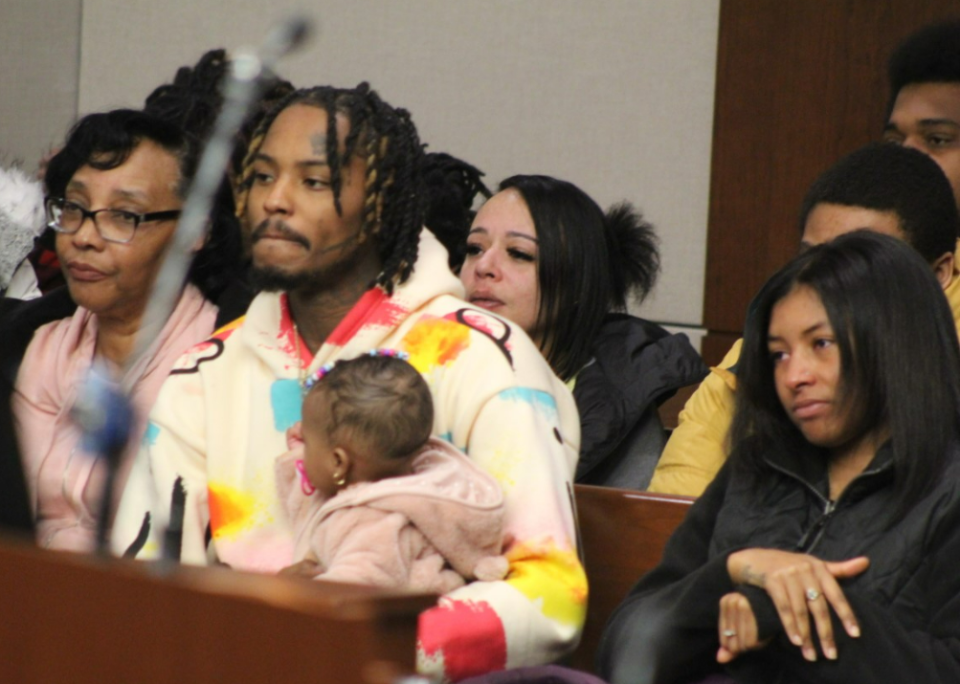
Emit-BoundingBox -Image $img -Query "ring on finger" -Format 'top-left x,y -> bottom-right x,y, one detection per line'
723,629 -> 737,638
805,588 -> 821,602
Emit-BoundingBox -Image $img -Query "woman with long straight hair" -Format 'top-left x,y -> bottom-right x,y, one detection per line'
460,175 -> 707,487
599,230 -> 960,683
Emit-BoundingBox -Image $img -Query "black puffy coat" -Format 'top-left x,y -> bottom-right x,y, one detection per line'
573,313 -> 707,487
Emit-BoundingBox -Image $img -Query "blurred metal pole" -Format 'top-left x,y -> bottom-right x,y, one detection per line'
77,15 -> 312,556
127,16 -> 310,383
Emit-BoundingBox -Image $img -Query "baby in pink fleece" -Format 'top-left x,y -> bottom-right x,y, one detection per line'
276,352 -> 508,592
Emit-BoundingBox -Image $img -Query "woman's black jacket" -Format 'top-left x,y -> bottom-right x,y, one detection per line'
597,440 -> 960,684
573,313 -> 707,487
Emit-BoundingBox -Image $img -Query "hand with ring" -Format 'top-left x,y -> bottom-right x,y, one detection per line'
726,549 -> 869,662
717,592 -> 771,663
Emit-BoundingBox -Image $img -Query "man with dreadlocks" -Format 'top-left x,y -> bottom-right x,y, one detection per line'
112,83 -> 586,681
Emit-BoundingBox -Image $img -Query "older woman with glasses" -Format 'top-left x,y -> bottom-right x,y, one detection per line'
3,108 -> 243,551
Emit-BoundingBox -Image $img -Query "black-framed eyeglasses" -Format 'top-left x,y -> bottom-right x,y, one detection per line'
45,197 -> 182,244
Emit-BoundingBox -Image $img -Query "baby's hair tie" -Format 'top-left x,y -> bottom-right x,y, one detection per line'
301,349 -> 411,391
368,348 -> 410,360
302,361 -> 336,392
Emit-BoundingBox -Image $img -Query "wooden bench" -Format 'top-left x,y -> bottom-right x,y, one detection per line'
0,537 -> 434,683
569,485 -> 694,673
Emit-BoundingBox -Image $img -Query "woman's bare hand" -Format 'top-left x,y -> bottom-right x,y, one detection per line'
727,549 -> 869,661
717,592 -> 772,663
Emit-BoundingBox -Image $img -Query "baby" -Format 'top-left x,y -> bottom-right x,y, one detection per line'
276,351 -> 508,592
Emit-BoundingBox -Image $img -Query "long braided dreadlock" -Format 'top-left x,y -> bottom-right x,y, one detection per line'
422,152 -> 491,271
236,83 -> 427,294
144,48 -> 295,179
143,48 -> 294,302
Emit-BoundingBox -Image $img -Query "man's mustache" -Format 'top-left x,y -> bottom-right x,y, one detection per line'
250,220 -> 363,256
250,220 -> 311,249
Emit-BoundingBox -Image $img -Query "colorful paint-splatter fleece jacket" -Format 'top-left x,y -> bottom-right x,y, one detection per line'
111,231 -> 587,682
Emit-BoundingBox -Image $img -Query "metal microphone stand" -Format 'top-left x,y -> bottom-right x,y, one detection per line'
74,16 -> 311,557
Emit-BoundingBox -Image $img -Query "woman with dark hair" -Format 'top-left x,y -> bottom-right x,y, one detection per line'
3,108 -> 243,551
460,175 -> 706,486
598,230 -> 960,683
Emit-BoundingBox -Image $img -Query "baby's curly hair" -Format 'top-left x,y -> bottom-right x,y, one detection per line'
307,354 -> 433,462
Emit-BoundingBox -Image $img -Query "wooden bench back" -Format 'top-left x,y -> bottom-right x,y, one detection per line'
569,485 -> 694,673
0,538 -> 433,683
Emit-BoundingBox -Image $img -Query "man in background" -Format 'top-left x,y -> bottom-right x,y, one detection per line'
649,143 -> 960,496
650,19 -> 960,496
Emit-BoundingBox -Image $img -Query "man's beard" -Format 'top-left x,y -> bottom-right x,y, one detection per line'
247,217 -> 371,295
249,264 -> 318,293
250,236 -> 374,295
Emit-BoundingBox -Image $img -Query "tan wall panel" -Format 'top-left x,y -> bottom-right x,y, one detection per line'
76,0 -> 718,328
0,0 -> 81,172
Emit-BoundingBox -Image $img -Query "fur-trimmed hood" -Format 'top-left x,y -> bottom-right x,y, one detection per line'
0,165 -> 45,290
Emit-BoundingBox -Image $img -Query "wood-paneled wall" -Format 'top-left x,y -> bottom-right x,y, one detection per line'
703,0 -> 960,365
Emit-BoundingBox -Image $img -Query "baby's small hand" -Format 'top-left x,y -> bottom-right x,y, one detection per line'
279,557 -> 321,579
286,421 -> 304,450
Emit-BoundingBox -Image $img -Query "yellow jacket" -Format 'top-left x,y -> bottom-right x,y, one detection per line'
648,267 -> 960,496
